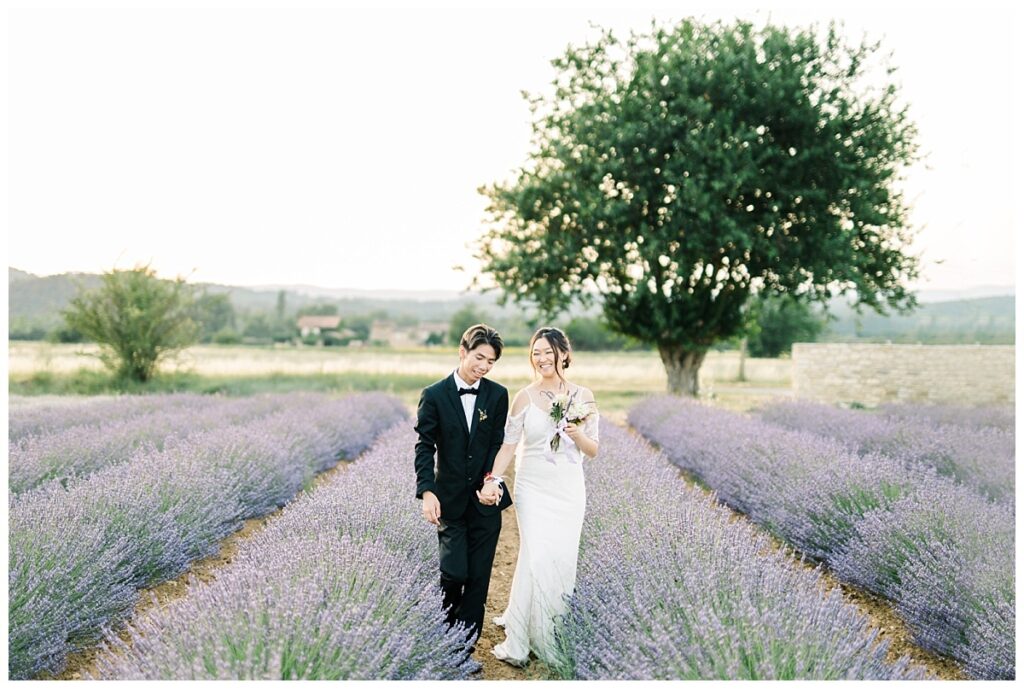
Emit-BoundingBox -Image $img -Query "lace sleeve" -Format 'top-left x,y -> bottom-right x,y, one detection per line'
581,387 -> 599,443
584,407 -> 600,443
503,407 -> 526,445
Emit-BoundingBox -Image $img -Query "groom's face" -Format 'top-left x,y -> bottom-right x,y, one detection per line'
458,344 -> 497,385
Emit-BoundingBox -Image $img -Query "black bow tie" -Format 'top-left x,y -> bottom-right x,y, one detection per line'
458,387 -> 479,396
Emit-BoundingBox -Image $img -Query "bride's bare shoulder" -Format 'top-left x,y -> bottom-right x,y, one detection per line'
510,387 -> 532,416
575,384 -> 597,404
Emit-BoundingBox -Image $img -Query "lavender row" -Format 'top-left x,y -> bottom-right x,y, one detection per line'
8,392 -> 407,680
9,394 -> 307,496
879,401 -> 1016,433
91,427 -> 474,680
629,396 -> 1014,680
551,424 -> 923,680
756,399 -> 1014,504
9,393 -> 217,441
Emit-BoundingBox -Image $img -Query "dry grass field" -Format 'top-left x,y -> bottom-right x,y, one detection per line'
8,342 -> 792,414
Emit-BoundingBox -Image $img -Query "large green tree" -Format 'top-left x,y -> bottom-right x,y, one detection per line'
475,19 -> 920,395
746,293 -> 826,358
63,266 -> 198,382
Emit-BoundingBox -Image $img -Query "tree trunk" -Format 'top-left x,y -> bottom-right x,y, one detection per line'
737,336 -> 748,382
658,344 -> 707,396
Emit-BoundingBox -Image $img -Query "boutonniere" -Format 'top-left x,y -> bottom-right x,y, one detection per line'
478,409 -> 488,423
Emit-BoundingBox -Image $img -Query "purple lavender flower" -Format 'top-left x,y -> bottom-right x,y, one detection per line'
832,475 -> 1014,678
9,393 -> 216,441
879,402 -> 1015,433
91,429 -> 474,680
9,394 -> 297,495
630,395 -> 1014,680
554,425 -> 923,680
8,392 -> 406,680
757,399 -> 1015,504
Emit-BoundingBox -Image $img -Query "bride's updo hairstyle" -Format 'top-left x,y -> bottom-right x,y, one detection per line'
529,327 -> 572,381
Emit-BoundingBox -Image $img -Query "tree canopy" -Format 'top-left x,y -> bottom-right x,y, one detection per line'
745,293 -> 827,358
475,18 -> 920,394
63,266 -> 198,382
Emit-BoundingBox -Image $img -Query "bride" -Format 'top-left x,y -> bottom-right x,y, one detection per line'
478,326 -> 600,668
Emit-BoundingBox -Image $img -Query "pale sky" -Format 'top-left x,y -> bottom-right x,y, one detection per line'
6,0 -> 1019,294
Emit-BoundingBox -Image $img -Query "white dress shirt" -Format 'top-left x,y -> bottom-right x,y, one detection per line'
453,369 -> 479,429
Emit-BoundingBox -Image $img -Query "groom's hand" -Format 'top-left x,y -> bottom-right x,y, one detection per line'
422,491 -> 441,526
477,483 -> 502,506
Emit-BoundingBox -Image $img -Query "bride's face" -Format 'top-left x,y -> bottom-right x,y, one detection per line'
531,339 -> 562,380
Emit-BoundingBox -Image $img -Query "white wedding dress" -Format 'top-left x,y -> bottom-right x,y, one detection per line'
492,385 -> 599,667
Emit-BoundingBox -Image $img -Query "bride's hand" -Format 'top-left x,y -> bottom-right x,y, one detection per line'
477,483 -> 502,506
564,422 -> 584,442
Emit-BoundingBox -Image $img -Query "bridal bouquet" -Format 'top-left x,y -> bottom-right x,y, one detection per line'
548,391 -> 595,455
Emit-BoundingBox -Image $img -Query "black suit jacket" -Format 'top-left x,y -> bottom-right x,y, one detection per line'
414,373 -> 512,517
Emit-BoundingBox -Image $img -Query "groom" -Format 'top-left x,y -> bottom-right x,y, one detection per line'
414,323 -> 513,650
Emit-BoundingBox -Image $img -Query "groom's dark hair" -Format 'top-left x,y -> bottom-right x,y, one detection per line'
460,323 -> 504,359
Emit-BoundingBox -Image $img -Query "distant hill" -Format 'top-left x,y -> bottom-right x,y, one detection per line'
246,283 -> 465,302
913,285 -> 1014,303
7,267 -> 528,339
8,268 -> 37,283
818,295 -> 1014,345
7,267 -> 1015,344
9,269 -> 104,336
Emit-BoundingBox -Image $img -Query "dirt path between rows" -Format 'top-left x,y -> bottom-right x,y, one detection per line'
474,462 -> 557,680
51,420 -> 965,681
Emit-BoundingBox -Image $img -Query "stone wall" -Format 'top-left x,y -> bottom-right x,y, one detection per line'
792,343 -> 1015,407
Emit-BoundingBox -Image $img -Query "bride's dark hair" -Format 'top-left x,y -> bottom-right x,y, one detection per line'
529,327 -> 572,381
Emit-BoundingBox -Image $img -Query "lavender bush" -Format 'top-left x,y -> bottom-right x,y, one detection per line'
553,425 -> 923,680
91,428 -> 474,680
832,479 -> 1014,679
8,392 -> 406,680
757,399 -> 1014,504
879,402 -> 1016,433
631,397 -> 921,559
9,394 -> 299,495
9,393 -> 210,441
630,396 -> 1014,680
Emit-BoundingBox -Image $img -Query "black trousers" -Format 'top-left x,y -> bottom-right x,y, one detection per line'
437,502 -> 502,645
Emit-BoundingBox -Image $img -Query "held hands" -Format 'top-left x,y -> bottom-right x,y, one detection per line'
422,484 -> 500,524
477,481 -> 503,506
